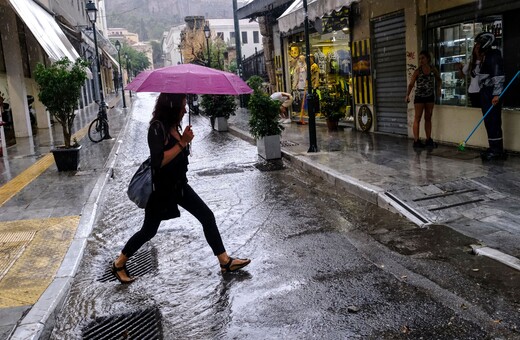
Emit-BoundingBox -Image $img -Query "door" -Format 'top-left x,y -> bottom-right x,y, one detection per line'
372,11 -> 408,135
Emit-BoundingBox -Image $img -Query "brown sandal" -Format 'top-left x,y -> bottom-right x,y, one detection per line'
220,257 -> 251,273
111,262 -> 136,284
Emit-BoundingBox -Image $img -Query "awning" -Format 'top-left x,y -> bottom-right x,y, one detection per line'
237,0 -> 293,19
278,0 -> 357,33
8,0 -> 81,62
103,49 -> 120,70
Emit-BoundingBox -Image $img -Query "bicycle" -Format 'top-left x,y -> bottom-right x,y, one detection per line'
88,101 -> 113,143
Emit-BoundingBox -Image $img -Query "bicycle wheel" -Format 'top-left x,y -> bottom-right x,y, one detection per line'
88,118 -> 106,143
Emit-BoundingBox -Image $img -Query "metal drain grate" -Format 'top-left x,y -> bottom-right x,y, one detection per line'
82,308 -> 162,340
254,159 -> 285,172
97,247 -> 157,283
281,140 -> 298,147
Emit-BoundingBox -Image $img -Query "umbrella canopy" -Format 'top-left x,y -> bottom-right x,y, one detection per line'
125,63 -> 252,95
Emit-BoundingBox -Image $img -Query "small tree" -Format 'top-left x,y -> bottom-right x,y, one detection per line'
200,94 -> 237,119
319,88 -> 347,122
246,75 -> 284,139
34,57 -> 89,148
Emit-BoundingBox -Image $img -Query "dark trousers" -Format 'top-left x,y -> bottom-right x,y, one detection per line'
480,87 -> 503,152
122,183 -> 226,257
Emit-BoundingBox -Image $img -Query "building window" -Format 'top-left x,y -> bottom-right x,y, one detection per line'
230,32 -> 235,40
217,32 -> 224,40
432,16 -> 503,107
242,31 -> 248,44
253,31 -> 260,44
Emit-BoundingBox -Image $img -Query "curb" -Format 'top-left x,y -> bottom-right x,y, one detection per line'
9,100 -> 131,340
229,124 -> 425,226
228,123 -> 520,272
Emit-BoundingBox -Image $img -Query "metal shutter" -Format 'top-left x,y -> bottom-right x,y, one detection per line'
372,12 -> 407,135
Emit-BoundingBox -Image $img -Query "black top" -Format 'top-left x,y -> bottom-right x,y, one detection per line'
146,120 -> 189,219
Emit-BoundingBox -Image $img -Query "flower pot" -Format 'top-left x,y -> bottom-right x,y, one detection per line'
51,145 -> 82,171
215,117 -> 228,132
257,135 -> 281,160
326,118 -> 340,131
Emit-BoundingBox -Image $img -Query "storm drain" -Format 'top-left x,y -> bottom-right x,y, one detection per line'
82,307 -> 162,340
97,247 -> 157,283
254,159 -> 285,172
281,140 -> 298,147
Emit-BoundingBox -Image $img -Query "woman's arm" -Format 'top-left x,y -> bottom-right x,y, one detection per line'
405,69 -> 419,102
160,126 -> 193,167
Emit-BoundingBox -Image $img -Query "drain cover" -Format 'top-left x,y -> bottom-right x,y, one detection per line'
97,247 -> 157,283
82,308 -> 162,339
281,140 -> 298,147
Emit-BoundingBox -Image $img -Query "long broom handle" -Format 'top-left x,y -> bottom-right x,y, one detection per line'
463,70 -> 520,144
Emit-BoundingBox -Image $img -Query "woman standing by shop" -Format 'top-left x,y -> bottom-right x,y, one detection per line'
406,51 -> 442,148
112,93 -> 251,284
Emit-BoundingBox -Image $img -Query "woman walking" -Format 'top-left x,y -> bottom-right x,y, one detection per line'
406,50 -> 442,148
112,93 -> 251,284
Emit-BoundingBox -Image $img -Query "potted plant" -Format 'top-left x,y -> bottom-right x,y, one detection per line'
246,75 -> 284,160
200,94 -> 237,132
34,57 -> 89,171
319,88 -> 347,131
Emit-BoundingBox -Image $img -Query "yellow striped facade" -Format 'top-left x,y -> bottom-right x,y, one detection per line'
352,39 -> 373,105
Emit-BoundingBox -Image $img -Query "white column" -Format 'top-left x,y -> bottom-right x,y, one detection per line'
29,80 -> 50,128
0,7 -> 32,138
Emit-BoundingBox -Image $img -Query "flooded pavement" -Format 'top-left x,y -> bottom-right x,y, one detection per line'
49,93 -> 520,339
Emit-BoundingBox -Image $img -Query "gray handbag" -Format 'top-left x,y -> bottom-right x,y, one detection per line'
127,157 -> 153,209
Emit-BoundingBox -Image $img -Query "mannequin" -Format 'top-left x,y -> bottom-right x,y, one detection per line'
310,55 -> 320,89
292,54 -> 307,91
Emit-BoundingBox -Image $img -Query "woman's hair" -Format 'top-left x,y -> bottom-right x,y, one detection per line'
150,93 -> 186,129
419,50 -> 431,64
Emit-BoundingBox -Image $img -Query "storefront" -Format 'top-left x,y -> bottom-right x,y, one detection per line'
422,0 -> 520,151
278,5 -> 353,122
425,2 -> 520,108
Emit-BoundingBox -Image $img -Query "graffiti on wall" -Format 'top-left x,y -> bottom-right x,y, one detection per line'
406,51 -> 417,78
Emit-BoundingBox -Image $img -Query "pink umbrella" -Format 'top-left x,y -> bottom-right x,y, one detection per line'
125,63 -> 252,95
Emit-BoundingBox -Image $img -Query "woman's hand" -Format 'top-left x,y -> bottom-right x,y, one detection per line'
181,125 -> 194,146
492,96 -> 500,106
405,95 -> 410,103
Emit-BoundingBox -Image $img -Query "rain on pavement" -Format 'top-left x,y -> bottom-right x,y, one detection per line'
50,93 -> 520,339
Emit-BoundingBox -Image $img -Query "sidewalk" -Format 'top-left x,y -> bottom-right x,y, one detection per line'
228,108 -> 520,268
0,93 -> 131,339
1,99 -> 519,339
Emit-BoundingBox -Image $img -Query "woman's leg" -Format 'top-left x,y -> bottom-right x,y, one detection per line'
113,210 -> 162,282
413,103 -> 425,141
179,184 -> 250,271
178,184 -> 226,255
424,102 -> 435,140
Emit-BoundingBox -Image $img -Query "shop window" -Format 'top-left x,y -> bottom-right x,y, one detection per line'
253,31 -> 260,44
286,28 -> 353,119
433,16 -> 502,107
242,31 -> 248,44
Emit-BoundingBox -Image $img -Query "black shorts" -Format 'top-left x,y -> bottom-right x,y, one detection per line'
414,95 -> 434,104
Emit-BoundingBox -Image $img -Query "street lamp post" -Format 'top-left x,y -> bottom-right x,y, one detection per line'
203,24 -> 211,67
85,0 -> 104,105
125,53 -> 132,98
114,40 -> 126,108
86,0 -> 111,139
303,0 -> 318,152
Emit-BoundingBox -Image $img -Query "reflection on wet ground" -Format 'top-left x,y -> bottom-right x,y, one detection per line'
49,98 -> 520,338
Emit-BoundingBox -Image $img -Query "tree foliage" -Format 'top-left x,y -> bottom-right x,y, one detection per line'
200,95 -> 237,119
246,75 -> 284,139
34,57 -> 89,148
